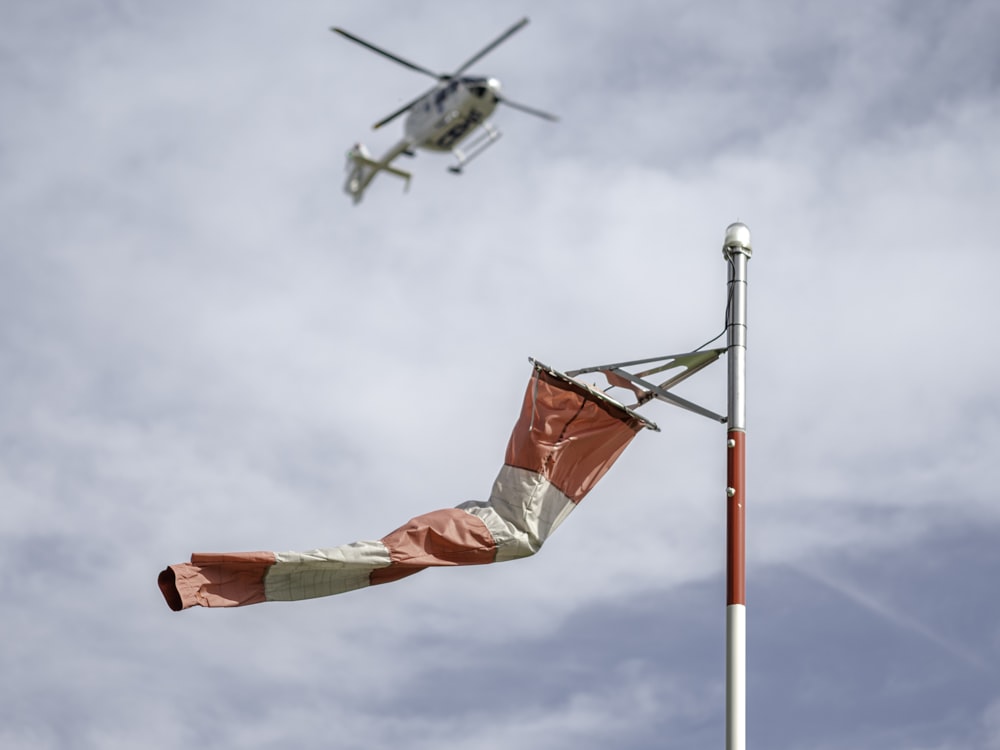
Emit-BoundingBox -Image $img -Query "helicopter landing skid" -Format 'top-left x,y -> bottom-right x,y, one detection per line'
448,123 -> 502,174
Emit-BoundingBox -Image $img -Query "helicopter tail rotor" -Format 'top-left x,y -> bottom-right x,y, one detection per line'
344,143 -> 412,204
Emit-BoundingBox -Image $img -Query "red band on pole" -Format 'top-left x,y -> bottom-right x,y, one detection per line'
726,429 -> 746,606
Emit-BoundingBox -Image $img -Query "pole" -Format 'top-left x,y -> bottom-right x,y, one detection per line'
723,222 -> 751,750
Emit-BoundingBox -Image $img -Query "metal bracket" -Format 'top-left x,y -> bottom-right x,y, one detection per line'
566,348 -> 727,423
529,358 -> 660,431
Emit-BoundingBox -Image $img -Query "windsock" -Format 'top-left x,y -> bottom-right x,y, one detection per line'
158,362 -> 652,611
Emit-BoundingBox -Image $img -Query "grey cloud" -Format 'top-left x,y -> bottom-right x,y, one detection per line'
2,1 -> 999,748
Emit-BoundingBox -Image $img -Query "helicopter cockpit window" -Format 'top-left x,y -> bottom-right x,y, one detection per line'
434,80 -> 462,112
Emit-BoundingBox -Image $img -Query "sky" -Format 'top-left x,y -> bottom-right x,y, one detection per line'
2,1 -> 999,748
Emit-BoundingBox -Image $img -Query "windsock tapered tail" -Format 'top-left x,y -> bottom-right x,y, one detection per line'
158,362 -> 653,611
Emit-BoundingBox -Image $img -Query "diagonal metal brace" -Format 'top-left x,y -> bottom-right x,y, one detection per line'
567,348 -> 727,423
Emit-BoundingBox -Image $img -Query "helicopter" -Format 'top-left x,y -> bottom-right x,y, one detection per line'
331,17 -> 558,204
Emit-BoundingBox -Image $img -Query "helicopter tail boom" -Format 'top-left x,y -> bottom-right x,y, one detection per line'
344,142 -> 412,204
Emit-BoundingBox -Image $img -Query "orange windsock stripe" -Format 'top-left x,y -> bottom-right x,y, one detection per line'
505,368 -> 645,503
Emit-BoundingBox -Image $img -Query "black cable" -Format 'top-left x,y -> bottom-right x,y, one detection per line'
693,254 -> 736,352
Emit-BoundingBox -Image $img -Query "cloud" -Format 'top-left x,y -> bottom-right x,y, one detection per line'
796,564 -> 989,674
2,1 -> 999,748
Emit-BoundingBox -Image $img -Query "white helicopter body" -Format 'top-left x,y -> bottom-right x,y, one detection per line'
333,19 -> 556,204
403,76 -> 500,151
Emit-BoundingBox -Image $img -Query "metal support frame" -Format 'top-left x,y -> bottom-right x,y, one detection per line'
567,348 -> 726,423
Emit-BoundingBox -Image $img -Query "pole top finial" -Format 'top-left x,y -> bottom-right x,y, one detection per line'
723,222 -> 752,259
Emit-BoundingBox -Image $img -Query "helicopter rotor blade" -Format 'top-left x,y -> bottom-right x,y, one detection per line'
331,27 -> 444,80
372,84 -> 441,130
451,17 -> 529,77
497,96 -> 559,122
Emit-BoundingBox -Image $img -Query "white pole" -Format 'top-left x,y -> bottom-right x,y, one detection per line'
723,222 -> 751,750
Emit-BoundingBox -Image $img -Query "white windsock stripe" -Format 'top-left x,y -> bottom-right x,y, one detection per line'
266,540 -> 392,601
457,501 -> 530,563
486,464 -> 576,553
263,462 -> 577,602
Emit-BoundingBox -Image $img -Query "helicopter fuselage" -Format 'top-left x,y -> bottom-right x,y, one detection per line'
404,77 -> 500,151
333,18 -> 555,202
